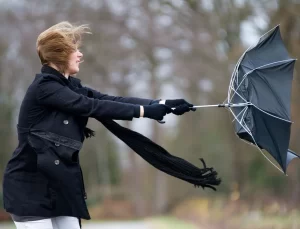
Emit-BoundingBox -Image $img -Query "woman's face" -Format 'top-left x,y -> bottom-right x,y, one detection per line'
67,49 -> 83,75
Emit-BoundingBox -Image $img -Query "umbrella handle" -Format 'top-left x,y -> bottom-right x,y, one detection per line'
193,102 -> 251,108
156,105 -> 222,124
156,103 -> 251,124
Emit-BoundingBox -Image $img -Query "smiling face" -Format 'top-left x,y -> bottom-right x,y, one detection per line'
66,49 -> 83,76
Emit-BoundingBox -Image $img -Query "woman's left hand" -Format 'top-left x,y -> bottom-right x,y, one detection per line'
164,99 -> 196,115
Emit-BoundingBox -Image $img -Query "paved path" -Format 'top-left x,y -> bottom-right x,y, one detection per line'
82,221 -> 151,229
0,221 -> 151,229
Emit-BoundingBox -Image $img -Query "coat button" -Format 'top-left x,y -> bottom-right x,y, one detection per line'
63,120 -> 69,125
54,160 -> 60,165
55,142 -> 60,146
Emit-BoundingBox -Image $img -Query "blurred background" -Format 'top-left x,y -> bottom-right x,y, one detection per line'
0,0 -> 300,228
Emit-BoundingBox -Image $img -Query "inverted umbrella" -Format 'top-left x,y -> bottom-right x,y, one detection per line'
193,25 -> 298,173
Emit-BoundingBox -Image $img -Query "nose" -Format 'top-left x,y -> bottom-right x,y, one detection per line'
78,50 -> 83,58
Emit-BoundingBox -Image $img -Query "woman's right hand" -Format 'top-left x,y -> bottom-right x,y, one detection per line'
143,104 -> 172,120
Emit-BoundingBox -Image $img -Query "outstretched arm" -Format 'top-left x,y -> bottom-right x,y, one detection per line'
84,86 -> 160,105
37,76 -> 171,121
37,78 -> 140,120
83,87 -> 195,116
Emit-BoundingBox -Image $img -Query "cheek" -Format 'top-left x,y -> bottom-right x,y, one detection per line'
70,57 -> 76,64
68,58 -> 77,67
69,60 -> 79,73
67,53 -> 80,73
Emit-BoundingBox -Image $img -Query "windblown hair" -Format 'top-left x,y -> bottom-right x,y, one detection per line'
36,21 -> 90,73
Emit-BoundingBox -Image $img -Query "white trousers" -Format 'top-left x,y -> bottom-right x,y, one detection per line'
13,216 -> 80,229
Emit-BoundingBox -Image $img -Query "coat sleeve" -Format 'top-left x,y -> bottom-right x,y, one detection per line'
36,77 -> 140,120
84,86 -> 160,105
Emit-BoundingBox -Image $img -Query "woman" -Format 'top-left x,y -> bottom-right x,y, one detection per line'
2,22 -> 195,229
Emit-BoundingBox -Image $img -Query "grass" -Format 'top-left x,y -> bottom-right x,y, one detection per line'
145,216 -> 198,229
170,196 -> 300,229
230,212 -> 300,229
0,223 -> 14,229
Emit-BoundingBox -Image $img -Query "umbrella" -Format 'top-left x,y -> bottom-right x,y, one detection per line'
193,25 -> 298,173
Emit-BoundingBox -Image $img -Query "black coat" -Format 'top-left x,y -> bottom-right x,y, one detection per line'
2,65 -> 155,220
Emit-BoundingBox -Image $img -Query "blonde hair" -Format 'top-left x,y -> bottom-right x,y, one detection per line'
36,21 -> 90,73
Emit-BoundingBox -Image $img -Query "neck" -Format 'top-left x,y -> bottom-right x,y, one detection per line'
49,63 -> 69,78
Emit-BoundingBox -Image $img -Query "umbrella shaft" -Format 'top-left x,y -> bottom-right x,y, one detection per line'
193,103 -> 250,108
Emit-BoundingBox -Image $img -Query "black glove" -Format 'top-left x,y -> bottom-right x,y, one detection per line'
171,104 -> 192,115
143,104 -> 172,120
165,99 -> 192,107
165,99 -> 196,114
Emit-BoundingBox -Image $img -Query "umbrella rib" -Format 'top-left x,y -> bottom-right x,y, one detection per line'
241,120 -> 251,135
232,107 -> 249,135
230,59 -> 294,102
227,25 -> 280,103
228,54 -> 247,103
255,69 -> 292,120
228,108 -> 254,141
228,59 -> 295,105
232,106 -> 248,123
229,85 -> 248,103
228,58 -> 244,102
228,108 -> 253,139
236,59 -> 294,93
242,120 -> 251,133
260,115 -> 285,172
252,104 -> 291,123
228,107 -> 284,174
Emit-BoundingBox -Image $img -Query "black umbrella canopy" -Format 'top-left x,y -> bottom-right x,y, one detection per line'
230,25 -> 297,173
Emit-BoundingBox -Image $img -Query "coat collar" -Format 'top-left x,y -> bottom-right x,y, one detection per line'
41,65 -> 70,84
40,65 -> 82,86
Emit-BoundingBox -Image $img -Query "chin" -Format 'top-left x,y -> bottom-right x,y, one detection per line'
70,68 -> 80,75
